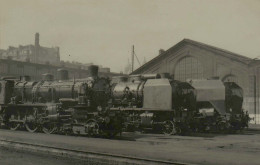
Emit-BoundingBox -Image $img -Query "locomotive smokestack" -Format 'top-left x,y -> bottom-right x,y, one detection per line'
42,73 -> 54,81
57,69 -> 69,81
88,65 -> 99,77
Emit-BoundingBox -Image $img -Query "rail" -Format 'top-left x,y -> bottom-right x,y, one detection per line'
0,139 -> 194,165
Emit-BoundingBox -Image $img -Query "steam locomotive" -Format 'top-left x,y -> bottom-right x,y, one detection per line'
109,74 -> 249,134
0,65 -> 249,137
0,66 -> 123,137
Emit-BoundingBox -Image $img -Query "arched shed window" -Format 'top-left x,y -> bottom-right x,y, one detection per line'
174,57 -> 203,81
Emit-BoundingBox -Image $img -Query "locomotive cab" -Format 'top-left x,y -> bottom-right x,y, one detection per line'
224,82 -> 243,114
187,79 -> 229,132
224,82 -> 249,129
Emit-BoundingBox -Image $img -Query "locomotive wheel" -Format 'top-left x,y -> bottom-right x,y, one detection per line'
25,122 -> 39,133
162,120 -> 176,135
86,119 -> 99,136
8,122 -> 20,131
42,122 -> 57,134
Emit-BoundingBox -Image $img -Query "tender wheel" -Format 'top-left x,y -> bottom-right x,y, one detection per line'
25,122 -> 39,133
8,122 -> 20,131
162,120 -> 176,135
42,122 -> 57,134
86,119 -> 99,136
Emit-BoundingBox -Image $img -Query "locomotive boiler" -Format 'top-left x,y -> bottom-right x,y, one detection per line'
0,65 -> 122,137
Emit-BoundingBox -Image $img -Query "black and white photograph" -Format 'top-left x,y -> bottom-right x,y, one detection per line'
0,0 -> 259,164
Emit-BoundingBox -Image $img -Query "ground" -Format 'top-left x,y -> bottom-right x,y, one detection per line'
0,125 -> 260,165
0,146 -> 92,165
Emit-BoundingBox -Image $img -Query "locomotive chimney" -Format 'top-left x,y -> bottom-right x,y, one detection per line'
42,73 -> 54,81
57,69 -> 69,81
88,65 -> 99,77
35,33 -> 40,46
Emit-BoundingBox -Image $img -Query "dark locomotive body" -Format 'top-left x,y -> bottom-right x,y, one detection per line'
109,75 -> 249,134
0,66 -> 122,137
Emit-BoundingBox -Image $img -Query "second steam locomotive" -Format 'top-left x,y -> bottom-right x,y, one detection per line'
109,74 -> 249,134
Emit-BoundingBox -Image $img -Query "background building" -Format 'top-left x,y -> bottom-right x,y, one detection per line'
0,33 -> 121,79
0,33 -> 60,65
132,39 -> 260,124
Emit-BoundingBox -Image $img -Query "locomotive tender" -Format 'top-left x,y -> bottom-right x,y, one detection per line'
0,65 -> 123,137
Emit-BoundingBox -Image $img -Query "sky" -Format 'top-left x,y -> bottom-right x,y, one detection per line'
0,0 -> 260,72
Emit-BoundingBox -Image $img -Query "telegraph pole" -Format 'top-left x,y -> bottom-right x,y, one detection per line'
132,45 -> 134,72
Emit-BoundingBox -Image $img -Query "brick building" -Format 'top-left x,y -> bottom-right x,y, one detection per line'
0,33 -> 60,65
0,33 -> 120,79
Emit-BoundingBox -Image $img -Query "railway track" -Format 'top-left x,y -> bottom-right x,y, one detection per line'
0,139 -> 194,165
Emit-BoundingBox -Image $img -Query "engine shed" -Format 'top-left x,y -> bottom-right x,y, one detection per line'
131,39 -> 260,124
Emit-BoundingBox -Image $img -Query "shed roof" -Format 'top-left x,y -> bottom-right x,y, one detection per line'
131,39 -> 257,74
